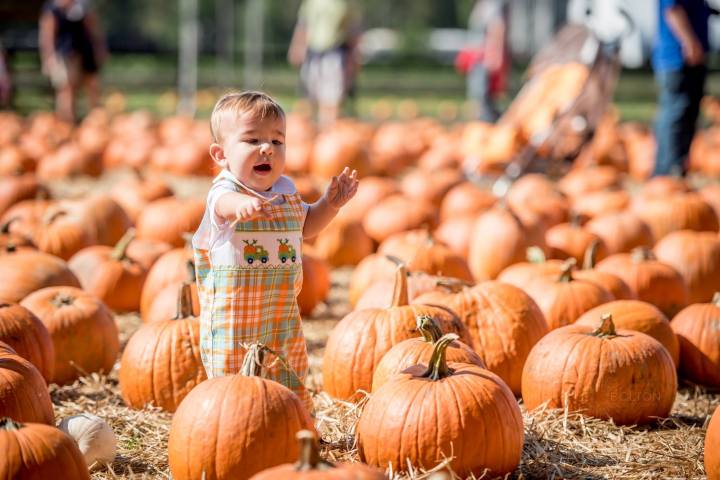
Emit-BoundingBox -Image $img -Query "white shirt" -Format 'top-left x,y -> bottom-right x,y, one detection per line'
192,169 -> 308,253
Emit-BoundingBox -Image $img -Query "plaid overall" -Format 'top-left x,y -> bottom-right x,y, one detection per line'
193,179 -> 311,410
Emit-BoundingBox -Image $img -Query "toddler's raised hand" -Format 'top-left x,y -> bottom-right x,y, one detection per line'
325,167 -> 359,210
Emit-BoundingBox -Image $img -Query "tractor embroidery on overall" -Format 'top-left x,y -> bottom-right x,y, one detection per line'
242,240 -> 269,264
277,238 -> 297,263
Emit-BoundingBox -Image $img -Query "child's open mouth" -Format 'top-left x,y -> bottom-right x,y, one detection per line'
253,163 -> 272,174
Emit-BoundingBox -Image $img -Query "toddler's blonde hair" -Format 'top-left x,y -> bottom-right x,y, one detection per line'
210,90 -> 285,143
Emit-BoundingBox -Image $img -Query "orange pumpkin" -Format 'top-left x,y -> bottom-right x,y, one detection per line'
584,211 -> 654,254
522,314 -> 677,425
0,250 -> 80,303
311,219 -> 373,267
654,230 -> 720,304
596,248 -> 689,318
0,174 -> 49,219
0,418 -> 90,478
575,300 -> 679,367
544,221 -> 608,264
706,405 -> 720,480
0,342 -> 54,424
31,207 -> 96,261
69,229 -> 147,312
439,181 -> 496,221
120,283 -> 206,412
362,194 -> 437,243
141,248 -> 194,318
296,251 -> 331,316
671,294 -> 720,387
21,287 -> 119,385
136,197 -> 204,247
357,334 -> 523,477
250,430 -> 385,480
468,207 -> 530,281
523,261 -> 614,330
632,192 -> 719,241
168,343 -> 315,480
0,303 -> 54,382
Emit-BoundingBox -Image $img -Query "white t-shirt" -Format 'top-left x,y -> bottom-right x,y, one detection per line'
192,169 -> 309,253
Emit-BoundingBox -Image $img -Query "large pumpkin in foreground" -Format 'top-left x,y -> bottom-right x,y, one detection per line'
522,314 -> 677,425
168,344 -> 314,480
357,334 -> 523,477
0,417 -> 90,479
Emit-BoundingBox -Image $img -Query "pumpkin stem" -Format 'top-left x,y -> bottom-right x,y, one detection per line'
631,247 -> 655,263
569,211 -> 583,227
558,258 -> 576,282
391,263 -> 409,307
186,260 -> 196,282
420,333 -> 458,381
385,254 -> 404,267
592,313 -> 617,337
526,246 -> 547,264
131,167 -> 145,182
111,228 -> 136,261
41,207 -> 67,225
294,430 -> 334,471
0,417 -> 23,431
239,342 -> 266,377
4,244 -> 16,254
713,292 -> 720,306
0,217 -> 17,234
582,239 -> 600,270
173,283 -> 194,320
51,293 -> 75,308
435,278 -> 469,293
416,315 -> 444,343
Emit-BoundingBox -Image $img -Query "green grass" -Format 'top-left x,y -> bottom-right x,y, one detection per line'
9,51 -> 720,124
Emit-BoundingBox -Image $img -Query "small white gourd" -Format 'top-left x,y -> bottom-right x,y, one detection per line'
58,413 -> 117,467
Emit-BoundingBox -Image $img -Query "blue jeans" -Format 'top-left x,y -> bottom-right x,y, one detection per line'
653,65 -> 706,176
468,64 -> 499,122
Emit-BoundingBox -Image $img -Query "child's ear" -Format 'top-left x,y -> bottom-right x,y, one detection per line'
209,143 -> 227,168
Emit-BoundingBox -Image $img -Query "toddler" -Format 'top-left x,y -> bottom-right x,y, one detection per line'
192,91 -> 358,409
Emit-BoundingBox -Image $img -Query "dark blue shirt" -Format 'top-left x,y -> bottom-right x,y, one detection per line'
653,0 -> 710,71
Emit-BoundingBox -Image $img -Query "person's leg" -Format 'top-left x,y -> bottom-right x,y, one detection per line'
653,68 -> 687,176
83,73 -> 101,110
468,63 -> 499,123
676,65 -> 707,176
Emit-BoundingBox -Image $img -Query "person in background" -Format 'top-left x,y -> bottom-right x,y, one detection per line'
653,0 -> 714,176
457,0 -> 510,123
39,0 -> 107,122
287,0 -> 362,129
0,41 -> 11,107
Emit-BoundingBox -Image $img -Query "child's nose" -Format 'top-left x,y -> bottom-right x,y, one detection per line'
259,142 -> 273,156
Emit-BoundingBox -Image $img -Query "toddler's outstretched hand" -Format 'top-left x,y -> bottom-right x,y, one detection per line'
325,167 -> 359,210
232,194 -> 279,225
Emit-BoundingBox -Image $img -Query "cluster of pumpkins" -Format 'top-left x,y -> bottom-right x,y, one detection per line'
1,102 -> 720,478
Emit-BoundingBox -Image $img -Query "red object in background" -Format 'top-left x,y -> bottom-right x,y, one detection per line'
455,46 -> 508,96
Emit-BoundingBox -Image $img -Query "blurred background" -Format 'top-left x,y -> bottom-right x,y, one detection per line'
2,0 -> 720,122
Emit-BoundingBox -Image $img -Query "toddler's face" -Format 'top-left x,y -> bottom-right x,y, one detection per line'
212,112 -> 286,191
